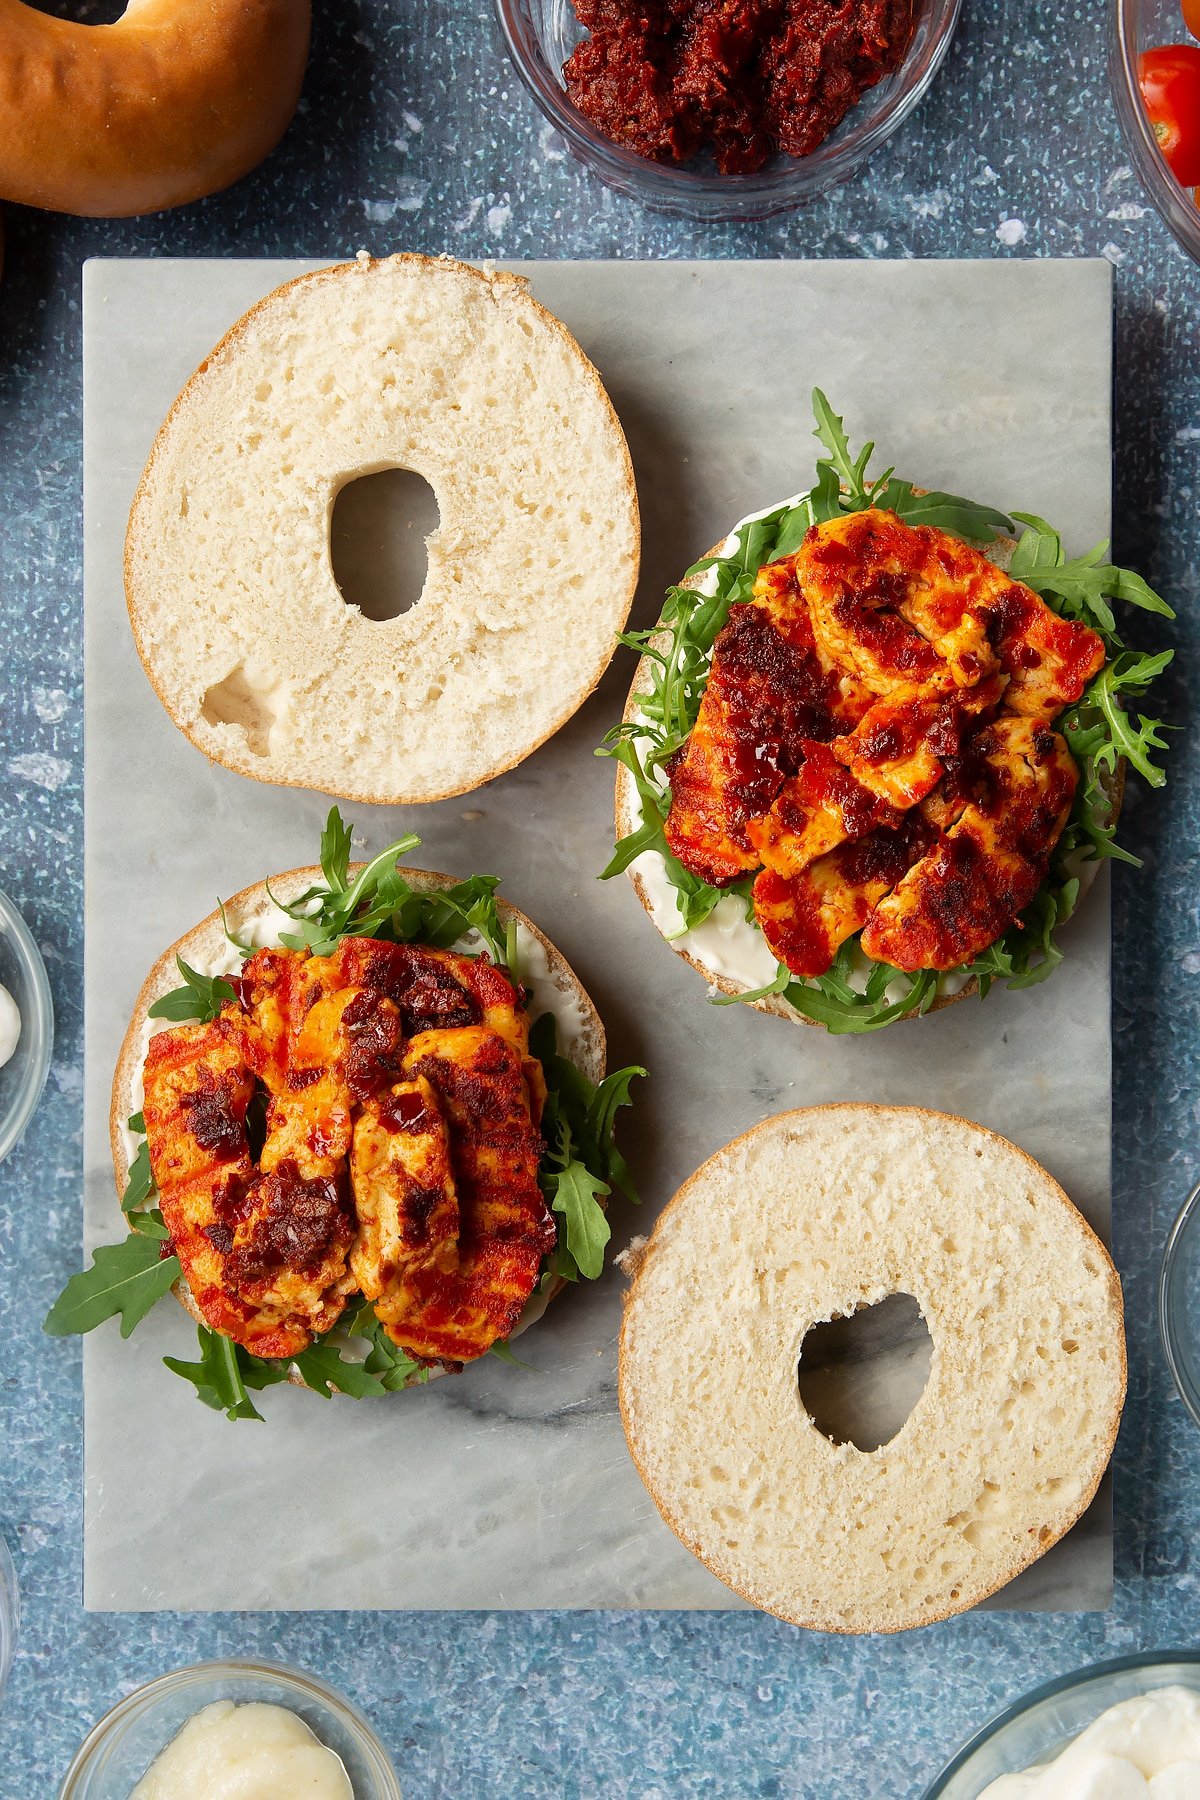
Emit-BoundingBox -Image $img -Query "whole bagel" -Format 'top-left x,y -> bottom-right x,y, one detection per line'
619,1104 -> 1126,1633
0,0 -> 310,217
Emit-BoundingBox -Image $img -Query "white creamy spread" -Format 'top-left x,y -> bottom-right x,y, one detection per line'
129,1700 -> 354,1799
0,982 -> 20,1070
979,1689 -> 1200,1798
621,495 -> 1097,1008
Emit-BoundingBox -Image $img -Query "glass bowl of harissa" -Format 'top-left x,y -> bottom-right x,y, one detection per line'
494,0 -> 963,221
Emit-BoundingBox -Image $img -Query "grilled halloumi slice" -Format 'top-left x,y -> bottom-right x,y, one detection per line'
752,815 -> 936,979
786,511 -> 961,697
663,571 -> 873,887
860,715 -> 1078,971
142,1012 -> 355,1359
376,1025 -> 553,1366
803,508 -> 1105,715
350,1074 -> 460,1324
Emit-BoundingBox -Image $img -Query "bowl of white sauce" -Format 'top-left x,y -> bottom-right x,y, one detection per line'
58,1660 -> 402,1800
924,1653 -> 1200,1798
0,887 -> 53,1167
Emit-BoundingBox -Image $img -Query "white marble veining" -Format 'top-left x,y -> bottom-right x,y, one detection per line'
82,257 -> 1113,1613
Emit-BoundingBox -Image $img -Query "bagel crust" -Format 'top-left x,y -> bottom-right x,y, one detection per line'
125,254 -> 641,804
110,865 -> 607,1381
619,1104 -> 1126,1633
0,0 -> 310,217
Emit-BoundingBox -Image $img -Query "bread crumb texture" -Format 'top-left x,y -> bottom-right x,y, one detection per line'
618,1105 -> 1125,1633
125,255 -> 640,802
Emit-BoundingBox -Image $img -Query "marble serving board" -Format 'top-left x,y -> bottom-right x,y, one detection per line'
82,256 -> 1114,1613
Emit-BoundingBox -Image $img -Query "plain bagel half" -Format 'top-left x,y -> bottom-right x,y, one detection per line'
125,254 -> 641,804
111,864 -> 607,1378
618,1105 -> 1125,1633
0,0 -> 310,217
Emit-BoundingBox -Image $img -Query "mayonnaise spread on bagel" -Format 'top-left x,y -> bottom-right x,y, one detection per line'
130,1700 -> 354,1800
978,1688 -> 1200,1798
622,497 -> 1097,1008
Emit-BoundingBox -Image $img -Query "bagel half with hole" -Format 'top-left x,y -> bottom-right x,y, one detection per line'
618,1104 -> 1126,1633
125,254 -> 641,804
606,401 -> 1164,1034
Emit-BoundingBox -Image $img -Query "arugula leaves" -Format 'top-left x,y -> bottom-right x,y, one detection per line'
599,388 -> 1174,1031
531,1012 -> 644,1281
44,1235 -> 182,1339
163,1326 -> 290,1422
148,956 -> 238,1024
264,808 -> 518,970
45,809 -> 644,1417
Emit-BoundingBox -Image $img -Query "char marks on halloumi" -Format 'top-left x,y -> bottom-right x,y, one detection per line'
662,510 -> 1102,978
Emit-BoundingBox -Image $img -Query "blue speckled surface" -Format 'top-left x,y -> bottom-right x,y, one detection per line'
0,1 -> 1197,1794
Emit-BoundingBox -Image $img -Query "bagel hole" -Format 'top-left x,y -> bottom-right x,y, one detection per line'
330,468 -> 440,622
797,1293 -> 932,1453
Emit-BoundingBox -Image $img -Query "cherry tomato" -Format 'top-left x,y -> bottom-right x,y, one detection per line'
1184,0 -> 1200,43
1138,45 -> 1200,185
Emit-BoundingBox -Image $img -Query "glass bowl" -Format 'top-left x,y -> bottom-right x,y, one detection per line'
0,1534 -> 18,1708
1110,0 -> 1200,263
494,0 -> 963,221
1160,1172 -> 1200,1426
924,1651 -> 1200,1797
0,888 -> 54,1167
58,1660 -> 403,1799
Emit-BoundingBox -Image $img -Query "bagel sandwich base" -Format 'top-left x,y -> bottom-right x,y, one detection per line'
0,0 -> 310,217
125,254 -> 641,805
110,864 -> 607,1388
613,505 -> 1121,1029
618,1104 -> 1126,1634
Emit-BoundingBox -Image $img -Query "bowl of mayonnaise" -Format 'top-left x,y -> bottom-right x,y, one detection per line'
0,887 -> 53,1167
58,1660 -> 402,1800
924,1652 -> 1200,1798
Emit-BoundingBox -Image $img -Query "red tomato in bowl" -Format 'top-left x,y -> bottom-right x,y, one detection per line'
1138,45 -> 1200,184
1184,0 -> 1200,43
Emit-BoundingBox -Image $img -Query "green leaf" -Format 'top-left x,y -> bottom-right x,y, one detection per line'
290,1342 -> 389,1399
127,1210 -> 171,1241
1009,513 -> 1175,630
163,1325 -> 289,1421
1085,651 -> 1174,788
548,1156 -> 611,1282
120,1135 -> 155,1215
319,804 -> 354,892
811,387 -> 872,504
147,956 -> 237,1024
531,1012 -> 644,1281
875,478 -> 1013,545
359,1320 -> 430,1391
44,1237 -> 181,1339
489,1338 -> 536,1369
